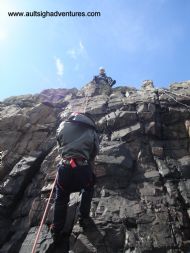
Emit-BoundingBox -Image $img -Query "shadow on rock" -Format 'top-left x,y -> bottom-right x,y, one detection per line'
71,218 -> 108,253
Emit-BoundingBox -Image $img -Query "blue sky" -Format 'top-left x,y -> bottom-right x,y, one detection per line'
0,0 -> 190,101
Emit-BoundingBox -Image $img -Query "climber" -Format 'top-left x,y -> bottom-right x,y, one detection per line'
93,67 -> 116,87
51,112 -> 99,248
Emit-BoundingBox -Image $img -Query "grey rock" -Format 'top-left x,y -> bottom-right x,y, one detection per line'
98,110 -> 138,133
38,88 -> 78,104
111,123 -> 141,141
80,82 -> 111,97
141,80 -> 154,90
178,180 -> 190,205
19,225 -> 52,253
170,81 -> 190,92
151,147 -> 164,158
96,142 -> 133,170
0,83 -> 189,253
112,86 -> 137,97
178,155 -> 190,178
3,94 -> 37,107
154,158 -> 170,177
108,95 -> 125,111
0,156 -> 40,218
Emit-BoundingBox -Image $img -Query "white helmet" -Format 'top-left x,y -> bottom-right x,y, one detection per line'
99,66 -> 105,72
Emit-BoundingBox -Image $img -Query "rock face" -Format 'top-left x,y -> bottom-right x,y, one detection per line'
141,80 -> 154,90
0,82 -> 190,252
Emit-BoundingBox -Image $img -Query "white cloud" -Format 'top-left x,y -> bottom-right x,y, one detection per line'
67,41 -> 87,60
55,58 -> 64,77
67,49 -> 77,59
79,41 -> 84,51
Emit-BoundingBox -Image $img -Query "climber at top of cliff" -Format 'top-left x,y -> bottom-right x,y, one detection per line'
93,67 -> 116,87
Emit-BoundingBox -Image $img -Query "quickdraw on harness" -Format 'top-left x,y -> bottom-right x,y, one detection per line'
62,157 -> 88,168
70,158 -> 77,168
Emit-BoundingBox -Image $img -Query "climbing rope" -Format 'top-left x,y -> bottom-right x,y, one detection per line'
164,89 -> 190,100
160,89 -> 190,111
31,172 -> 58,253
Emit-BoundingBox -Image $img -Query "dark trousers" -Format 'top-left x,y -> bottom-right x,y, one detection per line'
53,162 -> 95,232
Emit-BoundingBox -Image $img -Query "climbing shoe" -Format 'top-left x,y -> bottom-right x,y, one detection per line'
50,225 -> 70,251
